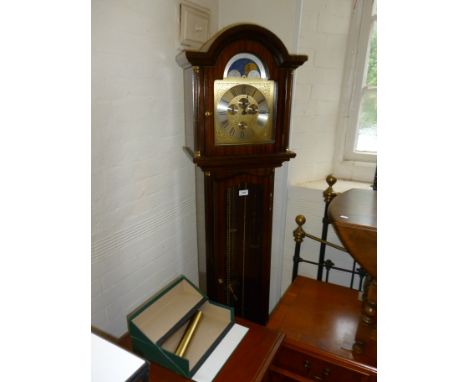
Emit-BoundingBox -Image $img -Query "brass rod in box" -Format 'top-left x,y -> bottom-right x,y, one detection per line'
174,310 -> 203,358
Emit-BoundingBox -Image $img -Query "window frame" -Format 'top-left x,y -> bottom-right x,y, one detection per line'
334,0 -> 377,178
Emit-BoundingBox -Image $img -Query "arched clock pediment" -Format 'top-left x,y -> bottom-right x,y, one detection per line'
177,23 -> 307,69
176,24 -> 307,163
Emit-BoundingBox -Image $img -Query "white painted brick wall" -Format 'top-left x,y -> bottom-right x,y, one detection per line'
219,0 -> 302,52
288,0 -> 353,185
281,0 -> 359,296
92,0 -> 218,337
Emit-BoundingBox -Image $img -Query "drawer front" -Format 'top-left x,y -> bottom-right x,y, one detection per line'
274,346 -> 312,377
273,346 -> 369,382
267,370 -> 298,382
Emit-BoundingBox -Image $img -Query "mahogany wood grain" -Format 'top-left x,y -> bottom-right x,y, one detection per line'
267,276 -> 376,370
216,318 -> 284,382
118,318 -> 284,382
176,24 -> 307,163
205,167 -> 275,324
327,188 -> 377,356
327,189 -> 376,278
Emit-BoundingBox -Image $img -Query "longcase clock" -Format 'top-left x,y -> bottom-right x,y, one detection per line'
176,24 -> 307,324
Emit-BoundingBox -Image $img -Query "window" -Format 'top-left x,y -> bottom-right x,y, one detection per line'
336,0 -> 377,170
355,19 -> 376,154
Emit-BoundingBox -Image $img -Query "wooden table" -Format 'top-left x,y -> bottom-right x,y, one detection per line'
119,318 -> 284,382
267,276 -> 377,382
328,188 -> 376,278
328,188 -> 377,355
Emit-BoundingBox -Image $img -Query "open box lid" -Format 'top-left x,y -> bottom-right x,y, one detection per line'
129,276 -> 206,344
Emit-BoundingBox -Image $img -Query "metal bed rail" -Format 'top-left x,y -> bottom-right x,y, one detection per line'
291,175 -> 368,291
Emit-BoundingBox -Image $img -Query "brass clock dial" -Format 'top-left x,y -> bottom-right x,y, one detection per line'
214,78 -> 276,145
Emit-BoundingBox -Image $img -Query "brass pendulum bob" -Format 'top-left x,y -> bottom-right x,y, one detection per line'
174,310 -> 203,358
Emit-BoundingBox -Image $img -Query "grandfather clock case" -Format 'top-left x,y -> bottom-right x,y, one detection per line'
177,24 -> 307,324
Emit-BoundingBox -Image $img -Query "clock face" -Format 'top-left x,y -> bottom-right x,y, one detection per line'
214,78 -> 276,145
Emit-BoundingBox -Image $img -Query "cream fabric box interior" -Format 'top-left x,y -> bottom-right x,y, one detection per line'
127,275 -> 234,378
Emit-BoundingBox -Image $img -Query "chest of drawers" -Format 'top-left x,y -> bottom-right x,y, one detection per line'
266,277 -> 377,382
268,341 -> 376,382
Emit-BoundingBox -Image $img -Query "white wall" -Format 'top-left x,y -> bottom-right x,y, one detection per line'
280,0 -> 356,296
219,0 -> 302,51
288,0 -> 354,185
91,0 -> 218,337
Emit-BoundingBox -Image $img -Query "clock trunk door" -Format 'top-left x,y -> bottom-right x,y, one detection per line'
208,170 -> 274,324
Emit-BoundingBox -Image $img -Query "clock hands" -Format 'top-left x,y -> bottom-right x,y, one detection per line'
227,104 -> 238,115
238,121 -> 247,131
238,97 -> 249,115
234,96 -> 258,116
246,103 -> 258,115
224,94 -> 260,139
214,80 -> 273,144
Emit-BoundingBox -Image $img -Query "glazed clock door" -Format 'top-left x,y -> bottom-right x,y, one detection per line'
208,169 -> 274,324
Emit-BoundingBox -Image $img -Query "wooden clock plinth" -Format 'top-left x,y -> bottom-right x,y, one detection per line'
177,24 -> 307,324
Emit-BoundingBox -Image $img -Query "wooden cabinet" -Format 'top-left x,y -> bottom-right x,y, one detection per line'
268,343 -> 376,382
266,277 -> 377,382
204,168 -> 275,324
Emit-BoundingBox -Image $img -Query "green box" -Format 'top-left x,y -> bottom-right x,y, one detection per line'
127,275 -> 234,378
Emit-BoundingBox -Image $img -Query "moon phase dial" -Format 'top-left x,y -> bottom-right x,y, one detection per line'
214,79 -> 276,145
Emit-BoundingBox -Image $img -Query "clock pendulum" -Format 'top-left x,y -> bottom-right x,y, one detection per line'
177,24 -> 307,324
